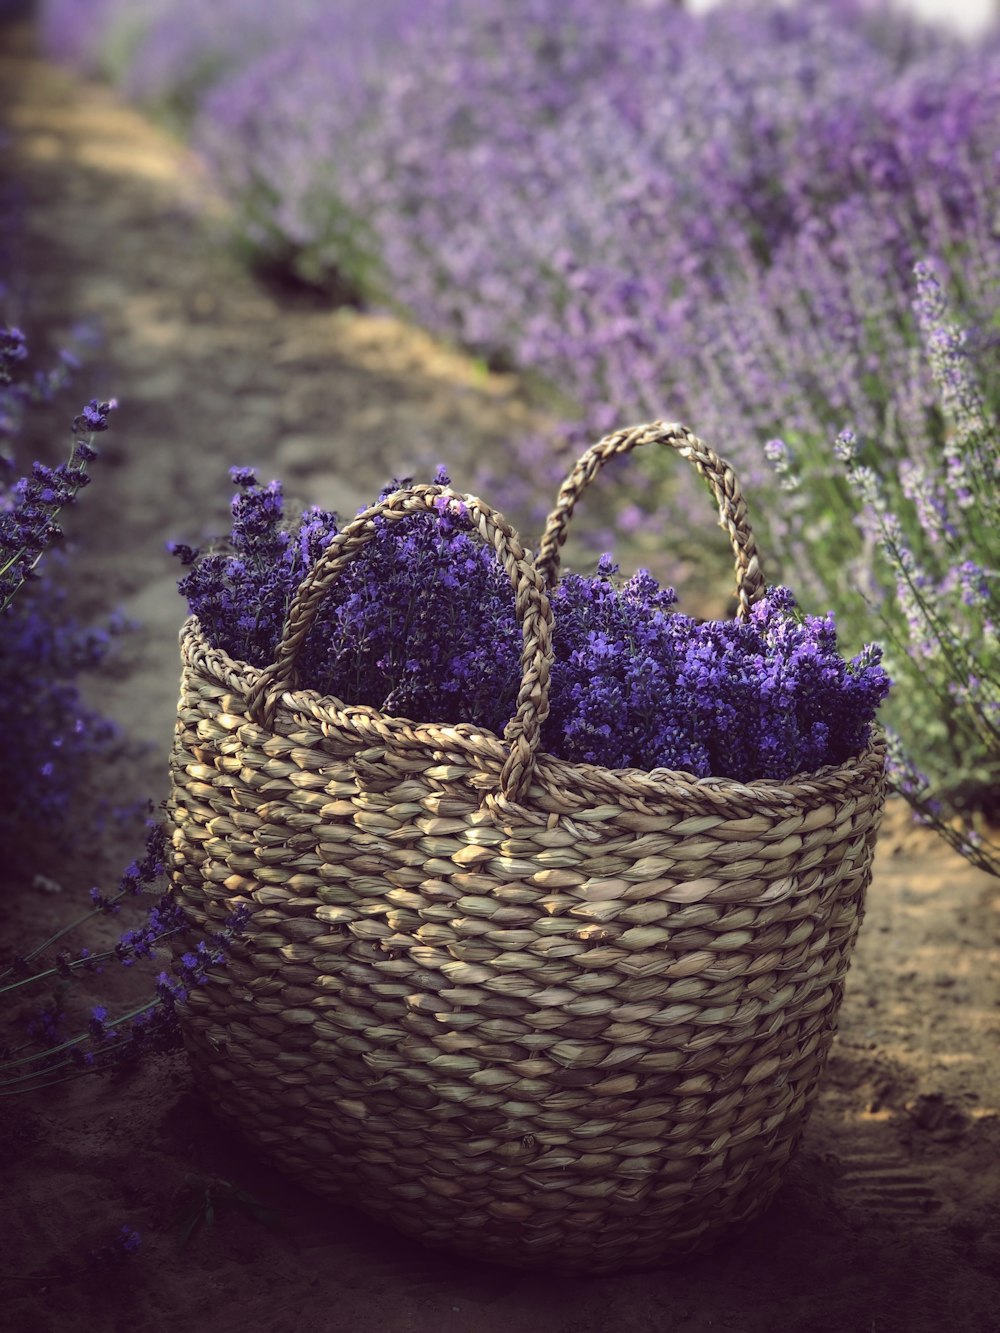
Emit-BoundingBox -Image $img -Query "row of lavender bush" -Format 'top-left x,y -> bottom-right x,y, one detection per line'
0,319 -> 121,869
0,323 -> 247,1101
40,0 -> 998,859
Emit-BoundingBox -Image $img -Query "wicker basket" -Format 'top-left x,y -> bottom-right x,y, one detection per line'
167,421 -> 887,1273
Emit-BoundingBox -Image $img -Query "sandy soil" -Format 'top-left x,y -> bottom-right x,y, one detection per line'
1,22 -> 998,1333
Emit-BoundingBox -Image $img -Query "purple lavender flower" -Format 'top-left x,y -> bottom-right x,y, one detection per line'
763,438 -> 800,492
912,260 -> 995,510
958,561 -> 990,609
71,397 -> 117,434
117,1226 -> 142,1257
1,359 -> 113,613
2,871 -> 248,1094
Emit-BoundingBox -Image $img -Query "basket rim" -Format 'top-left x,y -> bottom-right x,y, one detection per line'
179,614 -> 887,817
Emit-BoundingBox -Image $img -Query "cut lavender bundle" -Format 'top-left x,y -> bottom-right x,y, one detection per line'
175,463 -> 889,782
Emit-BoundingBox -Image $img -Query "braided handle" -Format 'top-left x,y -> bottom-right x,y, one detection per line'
244,485 -> 553,802
536,421 -> 765,619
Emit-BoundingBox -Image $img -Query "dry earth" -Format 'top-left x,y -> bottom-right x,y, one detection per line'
1,21 -> 999,1333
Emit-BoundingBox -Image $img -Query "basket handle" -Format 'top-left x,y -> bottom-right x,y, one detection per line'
536,421 -> 765,619
244,485 -> 553,803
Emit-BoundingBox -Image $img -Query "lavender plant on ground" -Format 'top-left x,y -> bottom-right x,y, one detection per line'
0,326 -> 122,868
0,822 -> 250,1095
0,325 -> 250,1094
752,256 -> 998,868
829,266 -> 997,865
176,468 -> 890,782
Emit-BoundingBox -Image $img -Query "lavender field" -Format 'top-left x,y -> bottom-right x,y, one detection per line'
36,0 -> 999,854
2,3 -> 999,1329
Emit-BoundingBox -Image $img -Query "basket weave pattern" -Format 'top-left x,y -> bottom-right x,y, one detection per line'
167,423 -> 887,1272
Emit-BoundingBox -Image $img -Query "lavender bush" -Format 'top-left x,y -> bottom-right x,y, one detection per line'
175,467 -> 890,782
0,325 -> 123,867
0,329 -> 247,1094
38,0 -> 328,121
827,265 -> 998,869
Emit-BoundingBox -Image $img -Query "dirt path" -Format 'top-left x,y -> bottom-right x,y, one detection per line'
2,21 -> 999,1333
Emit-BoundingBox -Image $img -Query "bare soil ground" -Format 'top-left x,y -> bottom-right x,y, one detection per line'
2,23 -> 998,1333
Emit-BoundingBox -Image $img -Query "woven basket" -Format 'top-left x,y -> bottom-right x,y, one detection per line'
167,421 -> 887,1273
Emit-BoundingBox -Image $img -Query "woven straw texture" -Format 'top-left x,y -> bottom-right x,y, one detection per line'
167,422 -> 887,1273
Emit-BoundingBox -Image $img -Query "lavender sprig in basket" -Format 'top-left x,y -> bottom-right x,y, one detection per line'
166,421 -> 889,1272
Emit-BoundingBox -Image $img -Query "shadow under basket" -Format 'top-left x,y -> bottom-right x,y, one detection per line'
166,421 -> 888,1273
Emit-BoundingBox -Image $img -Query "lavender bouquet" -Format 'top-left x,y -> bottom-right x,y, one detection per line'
174,465 -> 890,784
